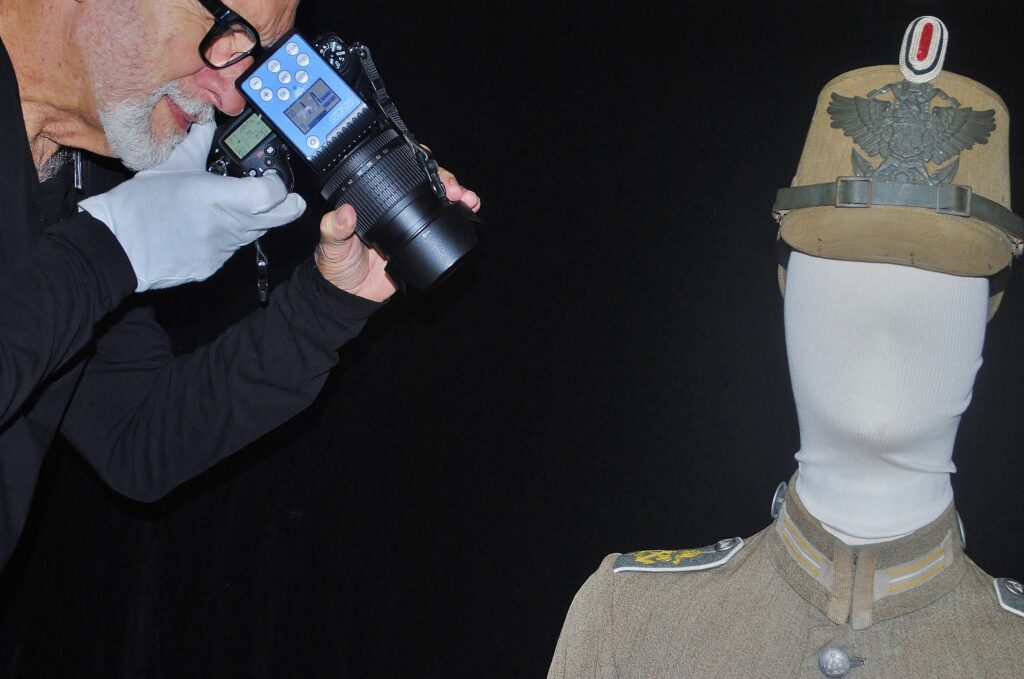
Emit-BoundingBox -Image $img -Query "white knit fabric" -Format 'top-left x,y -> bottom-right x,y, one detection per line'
784,252 -> 988,544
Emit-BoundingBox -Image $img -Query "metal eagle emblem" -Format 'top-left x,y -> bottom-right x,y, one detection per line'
828,80 -> 995,185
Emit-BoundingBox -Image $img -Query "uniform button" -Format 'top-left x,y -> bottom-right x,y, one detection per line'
715,538 -> 738,552
770,481 -> 788,519
817,645 -> 852,678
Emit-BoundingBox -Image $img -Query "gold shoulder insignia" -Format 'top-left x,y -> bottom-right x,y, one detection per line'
613,537 -> 744,573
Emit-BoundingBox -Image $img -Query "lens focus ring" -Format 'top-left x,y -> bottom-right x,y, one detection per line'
324,129 -> 426,241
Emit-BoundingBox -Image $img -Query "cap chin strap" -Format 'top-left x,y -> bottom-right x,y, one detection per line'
774,176 -> 1024,256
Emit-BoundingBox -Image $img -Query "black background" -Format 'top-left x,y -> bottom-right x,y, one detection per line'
3,1 -> 1024,677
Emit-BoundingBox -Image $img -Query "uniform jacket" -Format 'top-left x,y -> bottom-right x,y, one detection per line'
548,478 -> 1024,678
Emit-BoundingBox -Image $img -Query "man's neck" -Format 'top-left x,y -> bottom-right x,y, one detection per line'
0,0 -> 106,173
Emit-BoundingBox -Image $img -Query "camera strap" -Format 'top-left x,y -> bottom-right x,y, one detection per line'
355,45 -> 448,200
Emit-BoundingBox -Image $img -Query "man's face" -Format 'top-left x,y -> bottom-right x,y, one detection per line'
79,0 -> 299,170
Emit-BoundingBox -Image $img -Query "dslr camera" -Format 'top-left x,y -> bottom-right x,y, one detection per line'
208,30 -> 480,293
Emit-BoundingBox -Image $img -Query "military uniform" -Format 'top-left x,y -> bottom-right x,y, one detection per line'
550,16 -> 1024,678
547,478 -> 1024,678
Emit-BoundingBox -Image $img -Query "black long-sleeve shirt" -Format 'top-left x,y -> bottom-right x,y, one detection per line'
0,38 -> 381,568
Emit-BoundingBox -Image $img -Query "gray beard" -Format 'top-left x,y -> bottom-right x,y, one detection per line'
98,81 -> 214,171
37,148 -> 73,183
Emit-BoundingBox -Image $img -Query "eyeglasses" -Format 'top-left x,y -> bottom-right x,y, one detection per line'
196,0 -> 262,69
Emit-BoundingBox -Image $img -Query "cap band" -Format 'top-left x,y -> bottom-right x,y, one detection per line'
774,178 -> 1024,250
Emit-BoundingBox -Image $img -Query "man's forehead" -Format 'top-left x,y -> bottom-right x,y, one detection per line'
223,0 -> 299,45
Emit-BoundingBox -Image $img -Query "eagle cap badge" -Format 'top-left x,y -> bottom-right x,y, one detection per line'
827,17 -> 995,187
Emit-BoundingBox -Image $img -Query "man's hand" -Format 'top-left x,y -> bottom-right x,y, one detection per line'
80,122 -> 306,292
315,168 -> 481,302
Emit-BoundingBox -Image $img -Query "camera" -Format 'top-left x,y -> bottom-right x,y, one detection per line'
207,30 -> 480,292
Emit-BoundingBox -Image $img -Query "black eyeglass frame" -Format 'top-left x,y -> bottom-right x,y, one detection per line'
196,0 -> 262,69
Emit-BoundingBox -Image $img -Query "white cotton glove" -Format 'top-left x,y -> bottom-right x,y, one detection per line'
79,122 -> 306,291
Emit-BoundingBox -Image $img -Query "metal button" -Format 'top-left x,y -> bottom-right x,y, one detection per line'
1007,580 -> 1024,597
770,481 -> 788,519
817,645 -> 851,678
714,538 -> 738,552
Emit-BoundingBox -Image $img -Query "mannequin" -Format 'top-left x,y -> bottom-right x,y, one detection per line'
784,252 -> 988,544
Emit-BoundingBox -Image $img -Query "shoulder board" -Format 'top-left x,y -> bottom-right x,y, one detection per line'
994,578 -> 1024,619
613,537 -> 744,573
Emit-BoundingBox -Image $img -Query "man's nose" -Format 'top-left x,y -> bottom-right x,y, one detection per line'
195,58 -> 253,116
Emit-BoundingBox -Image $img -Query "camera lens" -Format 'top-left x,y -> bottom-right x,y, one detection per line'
319,128 -> 479,289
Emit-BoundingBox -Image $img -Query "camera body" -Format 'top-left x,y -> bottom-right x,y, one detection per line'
207,30 -> 479,290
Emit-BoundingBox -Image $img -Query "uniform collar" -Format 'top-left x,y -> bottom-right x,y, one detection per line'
767,474 -> 967,629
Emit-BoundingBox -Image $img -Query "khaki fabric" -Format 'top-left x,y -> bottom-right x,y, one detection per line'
548,482 -> 1024,678
777,65 -> 1016,277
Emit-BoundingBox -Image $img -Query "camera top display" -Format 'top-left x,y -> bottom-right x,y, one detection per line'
237,30 -> 376,174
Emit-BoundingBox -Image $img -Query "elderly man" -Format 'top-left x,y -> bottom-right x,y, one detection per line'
0,0 -> 479,568
548,17 -> 1023,678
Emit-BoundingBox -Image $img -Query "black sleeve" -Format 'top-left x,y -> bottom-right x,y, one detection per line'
0,214 -> 136,427
60,261 -> 383,502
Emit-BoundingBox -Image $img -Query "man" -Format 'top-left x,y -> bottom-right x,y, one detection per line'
548,17 -> 1023,678
0,0 -> 480,568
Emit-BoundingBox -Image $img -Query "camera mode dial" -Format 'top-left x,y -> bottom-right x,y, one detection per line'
314,35 -> 349,72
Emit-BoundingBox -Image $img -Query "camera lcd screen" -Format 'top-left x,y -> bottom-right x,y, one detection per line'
285,80 -> 339,134
225,114 -> 273,160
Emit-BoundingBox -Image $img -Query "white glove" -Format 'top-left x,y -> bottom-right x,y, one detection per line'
79,122 -> 306,292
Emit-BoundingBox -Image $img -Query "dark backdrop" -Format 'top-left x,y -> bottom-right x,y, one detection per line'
3,1 -> 1024,677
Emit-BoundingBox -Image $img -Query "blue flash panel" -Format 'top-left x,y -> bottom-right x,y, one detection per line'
240,33 -> 365,164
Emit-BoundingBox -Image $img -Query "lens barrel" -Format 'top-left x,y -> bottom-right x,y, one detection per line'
319,128 -> 479,289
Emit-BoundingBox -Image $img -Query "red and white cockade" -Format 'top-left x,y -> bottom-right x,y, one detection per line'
900,16 -> 947,83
